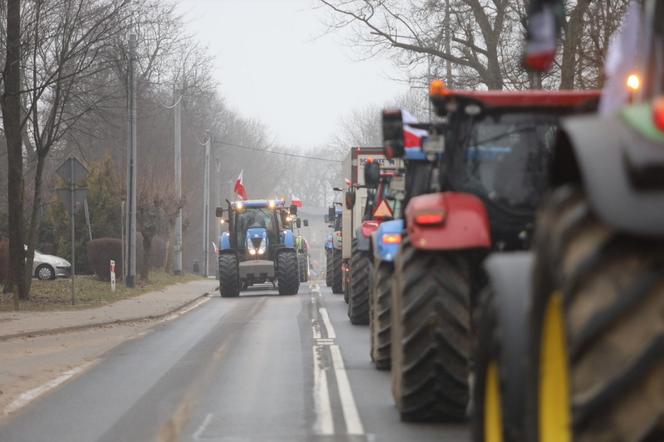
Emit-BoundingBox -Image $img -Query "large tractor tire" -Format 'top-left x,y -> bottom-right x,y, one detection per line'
526,186 -> 664,442
298,254 -> 308,283
277,250 -> 300,295
370,260 -> 393,370
472,254 -> 532,442
219,254 -> 240,298
331,248 -> 343,294
348,238 -> 371,325
391,239 -> 472,422
326,249 -> 333,287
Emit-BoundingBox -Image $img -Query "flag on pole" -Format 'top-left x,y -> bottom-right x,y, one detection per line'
291,195 -> 303,207
402,109 -> 428,151
234,170 -> 248,200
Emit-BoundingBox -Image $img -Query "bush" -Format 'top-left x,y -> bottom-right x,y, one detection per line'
87,238 -> 123,281
0,237 -> 8,284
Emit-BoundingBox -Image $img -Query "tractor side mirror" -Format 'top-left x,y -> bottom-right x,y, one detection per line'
290,204 -> 298,215
382,108 -> 405,159
364,161 -> 380,189
296,218 -> 302,228
215,207 -> 224,218
328,206 -> 335,220
345,189 -> 356,210
324,214 -> 329,223
303,219 -> 309,227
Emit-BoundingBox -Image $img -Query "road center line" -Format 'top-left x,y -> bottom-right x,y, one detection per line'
310,285 -> 364,436
318,307 -> 336,340
312,346 -> 334,435
329,344 -> 365,435
192,413 -> 214,440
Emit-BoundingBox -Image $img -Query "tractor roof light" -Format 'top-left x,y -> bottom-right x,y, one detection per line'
268,200 -> 276,209
429,79 -> 448,97
235,201 -> 244,210
626,73 -> 641,93
654,98 -> 664,131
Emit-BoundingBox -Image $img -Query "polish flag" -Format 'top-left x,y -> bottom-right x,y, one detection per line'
234,170 -> 248,200
402,109 -> 428,151
291,195 -> 303,208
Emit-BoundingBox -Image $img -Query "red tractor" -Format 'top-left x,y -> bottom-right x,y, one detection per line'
389,81 -> 599,422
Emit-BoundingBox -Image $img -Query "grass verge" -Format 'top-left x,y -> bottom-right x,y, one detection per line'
0,272 -> 205,312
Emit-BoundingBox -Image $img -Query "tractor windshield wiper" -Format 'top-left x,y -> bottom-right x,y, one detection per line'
472,125 -> 539,147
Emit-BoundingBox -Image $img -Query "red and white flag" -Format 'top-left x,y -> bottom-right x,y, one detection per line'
234,170 -> 248,200
291,195 -> 303,208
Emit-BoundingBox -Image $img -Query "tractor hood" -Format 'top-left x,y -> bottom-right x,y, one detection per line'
246,227 -> 268,256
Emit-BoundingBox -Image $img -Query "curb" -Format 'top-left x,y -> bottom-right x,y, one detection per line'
0,287 -> 217,342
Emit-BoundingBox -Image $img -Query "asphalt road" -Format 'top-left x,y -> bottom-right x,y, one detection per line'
0,281 -> 470,442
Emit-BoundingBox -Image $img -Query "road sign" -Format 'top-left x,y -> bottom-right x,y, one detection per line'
373,200 -> 393,218
55,155 -> 90,305
55,188 -> 88,214
56,156 -> 89,185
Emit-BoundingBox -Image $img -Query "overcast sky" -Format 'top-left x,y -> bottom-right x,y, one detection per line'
175,0 -> 409,149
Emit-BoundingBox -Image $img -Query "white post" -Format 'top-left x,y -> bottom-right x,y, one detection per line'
110,260 -> 116,292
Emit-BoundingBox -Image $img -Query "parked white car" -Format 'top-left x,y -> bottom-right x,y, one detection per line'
32,249 -> 72,280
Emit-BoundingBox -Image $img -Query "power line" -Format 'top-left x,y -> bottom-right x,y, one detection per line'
213,141 -> 343,163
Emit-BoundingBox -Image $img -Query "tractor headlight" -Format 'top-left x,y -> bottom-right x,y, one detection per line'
248,238 -> 266,256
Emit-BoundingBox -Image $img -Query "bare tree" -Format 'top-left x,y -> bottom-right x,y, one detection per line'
1,0 -> 25,301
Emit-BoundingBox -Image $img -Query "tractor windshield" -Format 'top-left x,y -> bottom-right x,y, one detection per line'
235,207 -> 276,247
448,112 -> 559,211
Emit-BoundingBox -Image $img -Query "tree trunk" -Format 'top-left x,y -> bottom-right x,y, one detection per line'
24,155 -> 46,296
141,233 -> 152,282
560,0 -> 591,89
2,0 -> 27,301
164,223 -> 174,274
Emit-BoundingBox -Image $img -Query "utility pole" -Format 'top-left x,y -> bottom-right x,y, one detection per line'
174,90 -> 183,275
125,33 -> 137,288
445,0 -> 452,88
202,135 -> 211,277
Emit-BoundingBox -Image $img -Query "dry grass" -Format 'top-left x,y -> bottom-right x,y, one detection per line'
0,272 -> 205,312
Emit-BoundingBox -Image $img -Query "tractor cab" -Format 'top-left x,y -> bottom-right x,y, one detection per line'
227,199 -> 287,261
421,82 -> 600,250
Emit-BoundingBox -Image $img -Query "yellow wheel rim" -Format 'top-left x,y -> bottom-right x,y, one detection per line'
539,292 -> 572,442
484,360 -> 504,442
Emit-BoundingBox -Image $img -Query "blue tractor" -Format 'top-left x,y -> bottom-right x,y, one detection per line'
216,199 -> 300,297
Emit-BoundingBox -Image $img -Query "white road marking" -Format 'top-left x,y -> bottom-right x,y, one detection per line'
312,346 -> 334,435
161,296 -> 210,322
4,360 -> 96,415
310,284 -> 364,436
312,318 -> 322,339
329,344 -> 364,435
192,413 -> 214,440
318,307 -> 336,340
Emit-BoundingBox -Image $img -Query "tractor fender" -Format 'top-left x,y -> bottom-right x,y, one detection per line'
281,230 -> 296,248
219,232 -> 231,251
556,110 -> 664,235
374,219 -> 404,263
483,252 -> 534,436
405,192 -> 491,251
